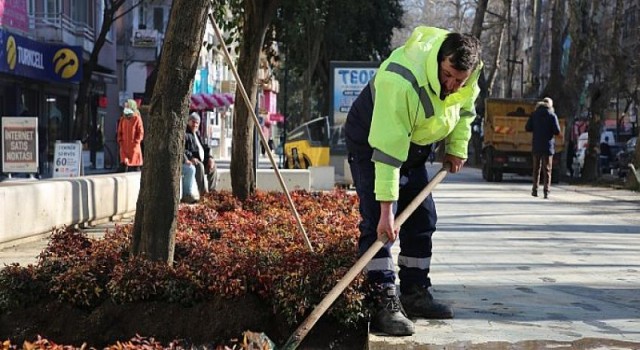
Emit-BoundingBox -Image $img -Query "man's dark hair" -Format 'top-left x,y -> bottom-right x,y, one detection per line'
438,33 -> 481,71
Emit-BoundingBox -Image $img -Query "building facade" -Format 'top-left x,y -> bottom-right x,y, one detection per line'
0,0 -> 119,176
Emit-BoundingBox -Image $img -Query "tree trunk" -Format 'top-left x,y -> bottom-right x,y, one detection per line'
471,0 -> 488,38
528,0 -> 543,97
230,0 -> 280,201
302,23 -> 324,122
581,0 -> 624,181
487,0 -> 511,96
130,0 -> 209,264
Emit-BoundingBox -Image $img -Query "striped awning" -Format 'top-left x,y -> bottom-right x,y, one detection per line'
189,92 -> 234,111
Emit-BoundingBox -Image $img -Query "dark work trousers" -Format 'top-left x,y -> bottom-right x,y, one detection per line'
532,153 -> 553,193
348,145 -> 437,294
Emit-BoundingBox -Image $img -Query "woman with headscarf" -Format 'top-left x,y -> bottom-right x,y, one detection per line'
116,99 -> 144,172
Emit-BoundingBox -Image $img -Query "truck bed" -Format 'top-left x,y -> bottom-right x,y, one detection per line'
482,98 -> 565,182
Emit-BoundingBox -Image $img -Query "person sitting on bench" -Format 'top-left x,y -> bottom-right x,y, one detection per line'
183,112 -> 217,202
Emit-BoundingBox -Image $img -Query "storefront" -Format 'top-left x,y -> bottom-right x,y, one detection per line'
0,28 -> 82,176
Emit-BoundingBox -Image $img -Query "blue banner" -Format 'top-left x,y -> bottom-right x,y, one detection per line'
0,28 -> 83,83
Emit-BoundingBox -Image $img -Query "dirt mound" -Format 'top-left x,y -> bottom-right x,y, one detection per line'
1,296 -> 366,349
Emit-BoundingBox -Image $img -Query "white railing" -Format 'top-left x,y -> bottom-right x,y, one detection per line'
29,12 -> 94,46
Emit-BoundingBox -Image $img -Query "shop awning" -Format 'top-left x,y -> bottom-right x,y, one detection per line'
269,113 -> 285,122
189,92 -> 234,111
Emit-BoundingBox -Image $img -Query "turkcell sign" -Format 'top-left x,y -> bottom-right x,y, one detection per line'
330,62 -> 379,125
0,28 -> 82,83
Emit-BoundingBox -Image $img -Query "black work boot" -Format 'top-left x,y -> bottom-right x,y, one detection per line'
371,285 -> 415,336
532,189 -> 538,197
544,191 -> 549,199
400,285 -> 454,319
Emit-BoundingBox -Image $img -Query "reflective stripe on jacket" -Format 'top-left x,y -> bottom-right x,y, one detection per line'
368,26 -> 482,201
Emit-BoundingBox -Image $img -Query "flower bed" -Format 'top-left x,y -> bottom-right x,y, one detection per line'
0,190 -> 368,349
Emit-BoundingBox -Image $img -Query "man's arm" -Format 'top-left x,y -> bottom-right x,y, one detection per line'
551,113 -> 561,135
378,201 -> 398,242
525,115 -> 533,132
184,134 -> 195,163
368,76 -> 415,202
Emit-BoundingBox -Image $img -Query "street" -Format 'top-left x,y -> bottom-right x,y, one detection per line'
373,163 -> 640,348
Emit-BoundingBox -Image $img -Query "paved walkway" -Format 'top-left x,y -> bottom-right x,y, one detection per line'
1,165 -> 639,349
370,165 -> 640,349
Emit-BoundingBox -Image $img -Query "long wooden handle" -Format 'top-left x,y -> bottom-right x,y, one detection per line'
281,166 -> 450,350
208,12 -> 313,252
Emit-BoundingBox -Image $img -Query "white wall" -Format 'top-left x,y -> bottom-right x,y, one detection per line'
0,173 -> 140,244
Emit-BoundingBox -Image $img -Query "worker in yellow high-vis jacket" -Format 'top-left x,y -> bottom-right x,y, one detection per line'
345,27 -> 483,336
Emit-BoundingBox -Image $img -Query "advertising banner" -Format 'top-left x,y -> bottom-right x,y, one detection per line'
0,28 -> 83,83
1,116 -> 38,173
52,141 -> 83,178
329,61 -> 379,126
0,0 -> 28,32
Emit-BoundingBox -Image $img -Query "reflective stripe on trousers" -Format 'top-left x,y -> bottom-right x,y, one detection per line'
348,150 -> 437,290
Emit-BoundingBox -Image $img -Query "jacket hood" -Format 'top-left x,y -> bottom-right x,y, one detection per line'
403,27 -> 449,96
536,97 -> 554,112
402,26 -> 483,99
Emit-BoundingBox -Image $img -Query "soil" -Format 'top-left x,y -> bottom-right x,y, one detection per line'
0,295 -> 367,349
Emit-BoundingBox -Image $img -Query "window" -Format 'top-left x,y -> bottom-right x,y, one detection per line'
137,5 -> 147,29
153,7 -> 164,33
44,0 -> 60,20
27,0 -> 35,16
71,0 -> 88,26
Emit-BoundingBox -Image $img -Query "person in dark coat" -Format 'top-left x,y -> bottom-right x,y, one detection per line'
525,97 -> 561,199
184,112 -> 217,199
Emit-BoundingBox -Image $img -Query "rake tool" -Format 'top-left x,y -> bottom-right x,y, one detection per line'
281,165 -> 450,350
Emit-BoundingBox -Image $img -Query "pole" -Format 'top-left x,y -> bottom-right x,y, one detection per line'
208,10 -> 313,252
254,91 -> 260,181
282,45 -> 288,153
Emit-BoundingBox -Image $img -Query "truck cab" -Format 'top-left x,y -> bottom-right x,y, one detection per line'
283,117 -> 331,169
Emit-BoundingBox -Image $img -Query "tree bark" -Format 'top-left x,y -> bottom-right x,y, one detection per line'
302,21 -> 324,122
487,0 -> 511,96
130,0 -> 209,264
582,0 -> 625,181
471,0 -> 488,39
528,0 -> 543,97
230,0 -> 280,201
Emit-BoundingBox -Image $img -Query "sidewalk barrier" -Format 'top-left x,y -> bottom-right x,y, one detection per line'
0,173 -> 140,245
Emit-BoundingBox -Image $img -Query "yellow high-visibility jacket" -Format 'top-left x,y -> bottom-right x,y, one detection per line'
369,26 -> 482,201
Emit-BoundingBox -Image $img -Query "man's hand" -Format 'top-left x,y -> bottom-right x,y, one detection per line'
206,158 -> 215,172
443,154 -> 466,173
377,201 -> 398,242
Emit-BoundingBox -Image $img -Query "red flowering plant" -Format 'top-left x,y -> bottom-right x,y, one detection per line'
0,190 -> 367,331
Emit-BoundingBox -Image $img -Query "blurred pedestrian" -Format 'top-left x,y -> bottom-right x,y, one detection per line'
116,99 -> 144,172
184,112 -> 217,199
600,136 -> 612,174
566,140 -> 576,178
526,97 -> 560,199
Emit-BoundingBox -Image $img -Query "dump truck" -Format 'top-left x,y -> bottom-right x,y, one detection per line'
482,98 -> 565,182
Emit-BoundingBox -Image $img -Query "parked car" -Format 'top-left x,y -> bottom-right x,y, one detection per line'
575,131 -> 624,174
